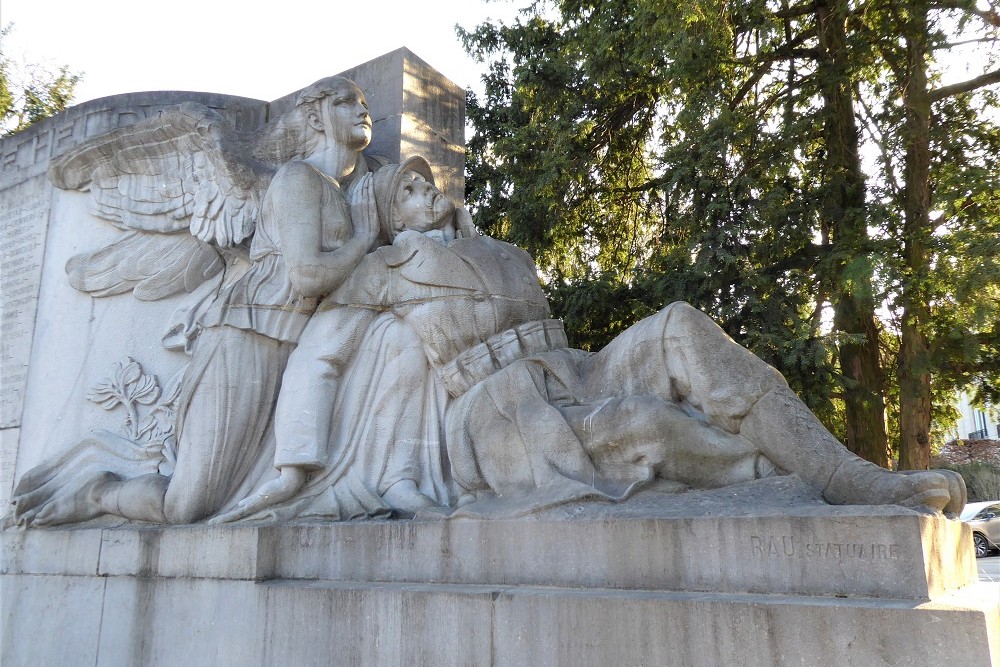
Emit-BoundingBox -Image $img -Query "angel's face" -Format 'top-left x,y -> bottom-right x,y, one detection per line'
392,170 -> 455,234
326,84 -> 372,151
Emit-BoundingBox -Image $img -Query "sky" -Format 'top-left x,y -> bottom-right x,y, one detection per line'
0,0 -> 525,105
4,0 -> 992,109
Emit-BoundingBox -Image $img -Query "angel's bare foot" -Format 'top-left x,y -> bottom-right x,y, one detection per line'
382,479 -> 437,513
29,472 -> 120,526
209,466 -> 306,524
12,484 -> 58,521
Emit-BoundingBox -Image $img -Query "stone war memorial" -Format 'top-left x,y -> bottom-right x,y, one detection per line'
1,48 -> 998,666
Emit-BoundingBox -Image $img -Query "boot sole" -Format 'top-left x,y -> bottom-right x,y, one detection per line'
895,487 -> 951,513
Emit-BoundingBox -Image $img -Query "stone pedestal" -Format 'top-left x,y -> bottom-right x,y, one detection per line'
3,501 -> 998,666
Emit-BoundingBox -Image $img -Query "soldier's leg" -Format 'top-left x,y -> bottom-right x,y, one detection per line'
582,302 -> 956,510
559,396 -> 767,490
272,311 -> 367,471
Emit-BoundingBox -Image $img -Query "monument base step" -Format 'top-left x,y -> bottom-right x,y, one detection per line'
0,479 -> 981,599
2,573 -> 998,666
3,486 -> 997,665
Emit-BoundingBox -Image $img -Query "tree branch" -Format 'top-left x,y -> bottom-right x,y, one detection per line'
733,47 -> 822,65
851,17 -> 907,83
730,29 -> 819,109
931,36 -> 1000,50
930,1 -> 1000,27
773,1 -> 816,19
854,82 -> 903,201
930,66 -> 1000,101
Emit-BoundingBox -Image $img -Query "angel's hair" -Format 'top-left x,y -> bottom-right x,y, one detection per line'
253,76 -> 363,165
294,76 -> 360,109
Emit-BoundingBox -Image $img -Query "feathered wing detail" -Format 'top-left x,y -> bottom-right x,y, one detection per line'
49,102 -> 274,248
66,231 -> 225,301
48,102 -> 273,301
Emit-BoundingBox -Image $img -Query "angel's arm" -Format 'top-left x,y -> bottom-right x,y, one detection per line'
267,163 -> 379,298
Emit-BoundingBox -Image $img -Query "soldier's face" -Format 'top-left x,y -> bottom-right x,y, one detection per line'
394,171 -> 455,233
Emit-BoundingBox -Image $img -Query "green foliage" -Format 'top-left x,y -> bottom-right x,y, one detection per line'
461,0 -> 1000,454
0,24 -> 81,137
935,462 -> 1000,503
461,1 -> 845,418
922,88 -> 1000,405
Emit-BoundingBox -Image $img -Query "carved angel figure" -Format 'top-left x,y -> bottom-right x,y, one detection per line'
13,76 -> 382,526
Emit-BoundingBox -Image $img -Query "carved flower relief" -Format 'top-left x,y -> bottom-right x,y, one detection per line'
87,359 -> 160,413
86,358 -> 183,475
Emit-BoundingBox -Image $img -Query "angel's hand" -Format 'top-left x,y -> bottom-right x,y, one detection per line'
350,172 -> 381,250
208,466 -> 306,524
455,206 -> 478,238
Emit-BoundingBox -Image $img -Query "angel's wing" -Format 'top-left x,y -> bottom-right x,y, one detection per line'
49,102 -> 273,248
48,103 -> 273,301
66,231 -> 225,301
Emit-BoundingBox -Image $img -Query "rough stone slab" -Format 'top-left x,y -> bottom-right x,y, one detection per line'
1,175 -> 52,429
94,577 -> 268,666
0,574 -> 106,666
38,576 -> 495,666
0,527 -> 103,576
260,580 -> 494,666
489,582 -> 1000,667
0,503 -> 978,599
0,428 -> 18,509
98,524 -> 274,580
262,510 -> 974,600
2,574 -> 997,667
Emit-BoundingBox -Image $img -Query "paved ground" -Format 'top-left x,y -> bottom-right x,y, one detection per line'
978,553 -> 1000,582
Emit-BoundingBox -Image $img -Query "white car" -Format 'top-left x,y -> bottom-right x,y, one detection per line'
960,501 -> 1000,558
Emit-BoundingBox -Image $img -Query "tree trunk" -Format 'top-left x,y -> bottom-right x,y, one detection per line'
815,0 -> 890,466
898,2 -> 933,470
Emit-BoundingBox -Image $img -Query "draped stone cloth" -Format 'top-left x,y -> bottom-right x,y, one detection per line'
254,311 -> 451,521
242,231 -> 548,520
244,230 -> 780,521
446,303 -> 781,516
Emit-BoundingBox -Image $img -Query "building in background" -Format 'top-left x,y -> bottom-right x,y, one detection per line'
952,392 -> 1000,441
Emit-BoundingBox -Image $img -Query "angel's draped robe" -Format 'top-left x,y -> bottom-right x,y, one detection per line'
164,162 -> 355,522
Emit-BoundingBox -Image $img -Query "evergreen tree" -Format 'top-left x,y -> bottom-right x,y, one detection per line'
460,0 -> 1000,465
888,2 -> 1000,467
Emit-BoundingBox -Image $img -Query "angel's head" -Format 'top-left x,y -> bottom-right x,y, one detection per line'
372,156 -> 456,242
255,76 -> 371,164
296,76 -> 372,154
